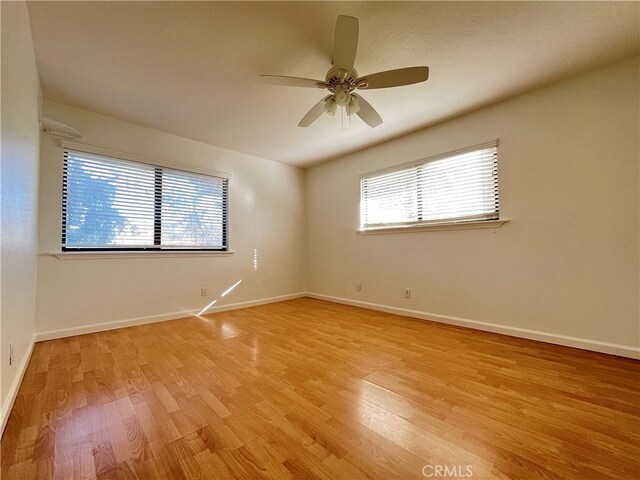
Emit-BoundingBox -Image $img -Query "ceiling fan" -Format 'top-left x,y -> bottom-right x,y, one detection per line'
260,15 -> 429,128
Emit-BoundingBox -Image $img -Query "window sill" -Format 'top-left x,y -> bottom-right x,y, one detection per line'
45,250 -> 235,260
358,218 -> 509,235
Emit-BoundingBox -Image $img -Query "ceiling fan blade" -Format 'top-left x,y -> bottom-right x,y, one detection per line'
357,66 -> 429,89
298,96 -> 332,127
352,94 -> 382,128
260,75 -> 325,88
333,15 -> 359,70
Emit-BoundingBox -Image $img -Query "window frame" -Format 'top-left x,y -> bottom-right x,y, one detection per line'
60,141 -> 230,253
359,140 -> 501,233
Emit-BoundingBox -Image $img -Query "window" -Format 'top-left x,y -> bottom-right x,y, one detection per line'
360,141 -> 499,231
62,148 -> 228,251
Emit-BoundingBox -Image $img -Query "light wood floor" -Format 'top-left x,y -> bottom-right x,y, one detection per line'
1,298 -> 639,479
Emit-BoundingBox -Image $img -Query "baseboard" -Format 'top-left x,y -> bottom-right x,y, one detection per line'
32,290 -> 640,358
1,334 -> 36,436
201,292 -> 307,314
306,293 -> 640,360
35,292 -> 307,342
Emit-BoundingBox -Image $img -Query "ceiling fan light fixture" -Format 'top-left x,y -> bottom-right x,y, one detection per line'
323,97 -> 337,116
334,88 -> 350,107
347,96 -> 360,116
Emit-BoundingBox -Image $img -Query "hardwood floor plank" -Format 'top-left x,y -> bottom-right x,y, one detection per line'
2,298 -> 638,479
193,450 -> 235,480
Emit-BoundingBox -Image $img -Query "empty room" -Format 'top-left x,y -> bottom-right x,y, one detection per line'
1,1 -> 639,479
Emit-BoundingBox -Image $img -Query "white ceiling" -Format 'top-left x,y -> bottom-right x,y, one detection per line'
27,1 -> 639,167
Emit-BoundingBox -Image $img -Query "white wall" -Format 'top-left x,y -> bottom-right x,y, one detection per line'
1,1 -> 41,420
306,57 -> 640,357
27,52 -> 640,359
36,101 -> 306,336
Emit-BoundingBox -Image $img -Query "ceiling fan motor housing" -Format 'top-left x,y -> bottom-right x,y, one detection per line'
325,67 -> 359,109
325,66 -> 358,91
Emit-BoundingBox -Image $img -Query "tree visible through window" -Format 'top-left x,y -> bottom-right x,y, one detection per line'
62,149 -> 228,251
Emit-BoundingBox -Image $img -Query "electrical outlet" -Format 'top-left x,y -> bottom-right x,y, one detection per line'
356,283 -> 362,292
200,288 -> 208,297
403,288 -> 411,299
9,342 -> 13,366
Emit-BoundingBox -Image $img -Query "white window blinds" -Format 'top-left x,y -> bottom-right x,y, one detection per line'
62,148 -> 228,251
360,142 -> 499,230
